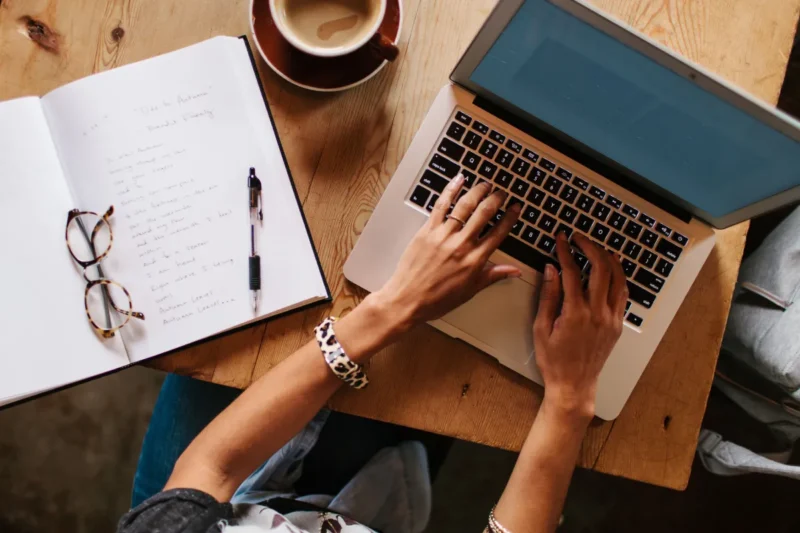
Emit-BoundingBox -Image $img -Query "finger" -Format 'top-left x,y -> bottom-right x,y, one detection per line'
609,253 -> 629,317
574,233 -> 611,312
445,180 -> 492,233
477,199 -> 522,253
533,264 -> 562,339
554,232 -> 583,307
429,174 -> 464,227
462,188 -> 508,239
475,263 -> 522,292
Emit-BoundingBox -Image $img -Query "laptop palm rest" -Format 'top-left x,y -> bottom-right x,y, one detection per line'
439,275 -> 541,371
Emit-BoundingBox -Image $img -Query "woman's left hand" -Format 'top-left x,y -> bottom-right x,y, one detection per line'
374,175 -> 522,328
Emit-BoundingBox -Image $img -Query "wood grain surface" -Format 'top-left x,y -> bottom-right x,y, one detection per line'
2,0 -> 798,489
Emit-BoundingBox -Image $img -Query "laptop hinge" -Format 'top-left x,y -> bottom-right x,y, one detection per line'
473,95 -> 693,223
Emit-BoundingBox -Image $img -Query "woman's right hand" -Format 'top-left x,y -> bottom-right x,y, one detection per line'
533,232 -> 628,420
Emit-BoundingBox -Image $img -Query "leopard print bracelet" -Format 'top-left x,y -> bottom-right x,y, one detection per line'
314,317 -> 369,390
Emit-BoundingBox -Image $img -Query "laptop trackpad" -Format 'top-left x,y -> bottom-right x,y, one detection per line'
440,275 -> 539,365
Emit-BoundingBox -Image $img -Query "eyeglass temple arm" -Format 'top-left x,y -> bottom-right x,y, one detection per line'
75,217 -> 113,331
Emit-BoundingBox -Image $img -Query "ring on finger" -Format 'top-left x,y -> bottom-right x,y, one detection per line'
446,214 -> 467,228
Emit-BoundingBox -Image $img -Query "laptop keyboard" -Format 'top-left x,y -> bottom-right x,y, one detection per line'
406,108 -> 691,329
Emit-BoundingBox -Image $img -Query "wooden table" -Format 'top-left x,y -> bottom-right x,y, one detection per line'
3,0 -> 797,490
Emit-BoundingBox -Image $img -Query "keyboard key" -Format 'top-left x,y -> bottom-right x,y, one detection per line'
608,212 -> 626,230
639,213 -> 656,227
623,220 -> 643,239
499,233 -> 559,274
520,225 -> 541,245
543,197 -> 562,215
479,160 -> 498,179
455,111 -> 472,125
527,188 -> 545,206
462,170 -> 477,188
438,137 -> 465,161
506,139 -> 522,153
494,169 -> 513,187
429,154 -> 459,177
558,205 -> 577,224
544,176 -> 562,195
572,176 -> 589,190
464,131 -> 482,150
510,219 -> 523,235
626,313 -> 643,327
522,205 -> 540,224
410,185 -> 430,207
626,281 -> 656,309
577,194 -> 594,213
511,157 -> 531,177
511,178 -> 529,197
573,252 -> 589,270
537,234 -> 556,253
623,241 -> 642,260
621,258 -> 636,277
640,229 -> 658,248
462,151 -> 480,170
420,170 -> 449,192
589,186 -> 605,200
590,223 -> 610,242
639,250 -> 657,268
507,196 -> 524,212
591,203 -> 611,222
655,223 -> 672,237
489,130 -> 506,143
539,158 -> 556,172
555,223 -> 573,239
491,209 -> 506,225
472,120 -> 489,134
656,239 -> 682,261
559,184 -> 578,204
656,258 -> 674,277
575,214 -> 593,233
622,204 -> 640,218
529,167 -> 547,185
625,301 -> 631,313
476,178 -> 489,188
555,167 -> 573,180
606,195 -> 623,209
634,269 -> 665,293
426,194 -> 439,211
607,232 -> 625,251
445,122 -> 465,141
537,214 -> 557,233
479,139 -> 498,158
523,148 -> 539,162
672,232 -> 689,246
496,149 -> 514,168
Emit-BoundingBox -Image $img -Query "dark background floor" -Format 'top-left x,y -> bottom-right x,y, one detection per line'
2,30 -> 799,533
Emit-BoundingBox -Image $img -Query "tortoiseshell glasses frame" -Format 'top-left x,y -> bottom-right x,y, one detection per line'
65,205 -> 145,338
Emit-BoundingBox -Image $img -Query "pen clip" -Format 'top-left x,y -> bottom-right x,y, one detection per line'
248,167 -> 263,222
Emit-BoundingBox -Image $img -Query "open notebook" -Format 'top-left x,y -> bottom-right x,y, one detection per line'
0,37 -> 330,407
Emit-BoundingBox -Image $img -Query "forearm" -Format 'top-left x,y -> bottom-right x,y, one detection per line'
493,397 -> 591,533
164,292 -> 410,501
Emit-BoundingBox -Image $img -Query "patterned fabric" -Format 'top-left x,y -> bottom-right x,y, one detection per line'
314,317 -> 369,389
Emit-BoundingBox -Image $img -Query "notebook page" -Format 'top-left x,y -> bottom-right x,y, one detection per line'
0,98 -> 127,406
41,37 -> 327,362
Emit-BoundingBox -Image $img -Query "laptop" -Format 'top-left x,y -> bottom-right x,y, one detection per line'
344,0 -> 800,419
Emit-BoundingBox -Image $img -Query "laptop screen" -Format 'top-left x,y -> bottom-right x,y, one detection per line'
468,0 -> 800,219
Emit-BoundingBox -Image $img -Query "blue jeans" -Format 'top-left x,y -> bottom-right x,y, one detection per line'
132,374 -> 452,508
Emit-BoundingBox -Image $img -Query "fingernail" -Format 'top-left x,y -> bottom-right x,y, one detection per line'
545,264 -> 555,280
510,270 -> 522,278
449,174 -> 464,189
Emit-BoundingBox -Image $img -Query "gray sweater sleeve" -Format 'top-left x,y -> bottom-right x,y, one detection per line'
117,488 -> 234,533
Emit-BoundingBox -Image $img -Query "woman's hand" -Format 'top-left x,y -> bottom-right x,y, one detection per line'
374,175 -> 522,328
533,232 -> 628,420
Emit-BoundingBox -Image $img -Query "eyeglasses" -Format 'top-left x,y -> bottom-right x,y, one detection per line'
65,206 -> 144,338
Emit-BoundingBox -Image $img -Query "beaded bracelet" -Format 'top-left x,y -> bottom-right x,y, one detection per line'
487,506 -> 513,533
314,317 -> 369,389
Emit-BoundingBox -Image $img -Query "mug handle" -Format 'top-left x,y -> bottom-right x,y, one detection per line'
368,32 -> 400,62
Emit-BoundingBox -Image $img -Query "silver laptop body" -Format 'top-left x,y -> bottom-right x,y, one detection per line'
344,0 -> 800,419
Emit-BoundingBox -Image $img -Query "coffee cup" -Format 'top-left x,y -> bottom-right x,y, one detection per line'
269,0 -> 399,61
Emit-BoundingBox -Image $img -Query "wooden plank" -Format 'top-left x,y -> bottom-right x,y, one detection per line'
2,0 -> 797,489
